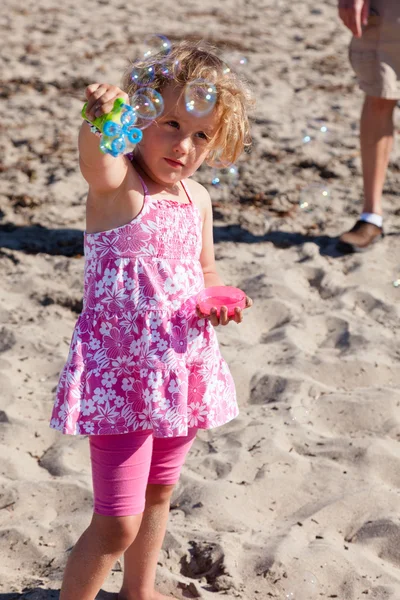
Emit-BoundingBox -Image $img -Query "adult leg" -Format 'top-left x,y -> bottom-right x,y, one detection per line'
119,429 -> 198,600
339,95 -> 397,249
360,94 -> 397,215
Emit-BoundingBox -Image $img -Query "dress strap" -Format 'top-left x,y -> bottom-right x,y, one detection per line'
180,180 -> 193,204
137,174 -> 149,197
125,152 -> 149,197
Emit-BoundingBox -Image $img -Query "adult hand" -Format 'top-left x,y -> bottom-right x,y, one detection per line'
338,0 -> 370,38
196,296 -> 253,327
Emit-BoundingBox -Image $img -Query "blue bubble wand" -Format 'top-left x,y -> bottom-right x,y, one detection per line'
81,97 -> 143,158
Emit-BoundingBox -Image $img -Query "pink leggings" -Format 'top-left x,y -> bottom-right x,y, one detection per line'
89,428 -> 197,516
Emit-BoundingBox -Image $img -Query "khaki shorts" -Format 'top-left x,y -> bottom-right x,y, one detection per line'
349,0 -> 400,99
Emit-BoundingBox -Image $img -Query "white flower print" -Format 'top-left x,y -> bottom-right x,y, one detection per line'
130,339 -> 141,356
99,321 -> 112,335
141,328 -> 151,344
149,314 -> 162,329
101,371 -> 117,388
187,327 -> 199,342
121,377 -> 134,392
167,379 -> 179,396
89,338 -> 101,351
119,312 -> 139,335
102,287 -> 128,312
111,354 -> 137,376
93,387 -> 108,404
137,406 -> 157,429
150,330 -> 161,343
83,421 -> 95,434
115,395 -> 125,408
50,417 -> 60,430
151,389 -> 163,403
148,371 -> 163,389
50,190 -> 238,437
124,277 -> 136,291
81,398 -> 96,416
95,279 -> 105,298
217,379 -> 225,394
164,277 -> 180,294
143,389 -> 153,404
170,298 -> 182,311
102,268 -> 118,287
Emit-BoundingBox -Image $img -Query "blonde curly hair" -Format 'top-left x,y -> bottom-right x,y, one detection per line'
121,40 -> 254,167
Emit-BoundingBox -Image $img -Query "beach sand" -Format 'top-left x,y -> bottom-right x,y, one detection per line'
1,0 -> 400,598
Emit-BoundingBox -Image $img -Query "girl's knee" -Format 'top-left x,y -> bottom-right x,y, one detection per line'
145,483 -> 176,505
89,512 -> 142,552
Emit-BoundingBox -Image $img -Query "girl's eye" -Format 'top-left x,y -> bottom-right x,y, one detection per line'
167,120 -> 179,128
196,132 -> 208,140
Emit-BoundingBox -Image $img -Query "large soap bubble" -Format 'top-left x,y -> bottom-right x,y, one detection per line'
143,34 -> 171,59
130,87 -> 164,129
185,80 -> 217,117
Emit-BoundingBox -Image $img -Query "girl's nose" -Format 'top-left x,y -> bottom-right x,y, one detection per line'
173,136 -> 192,154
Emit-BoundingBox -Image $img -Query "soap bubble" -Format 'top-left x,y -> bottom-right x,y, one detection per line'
185,80 -> 217,116
120,105 -> 137,126
222,61 -> 231,75
143,34 -> 171,59
130,65 -> 156,87
130,88 -> 164,129
283,571 -> 319,599
155,58 -> 181,80
298,183 -> 330,212
301,121 -> 330,146
231,56 -> 249,70
211,165 -> 239,188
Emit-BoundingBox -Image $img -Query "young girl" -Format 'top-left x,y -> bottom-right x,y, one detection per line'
50,40 -> 253,600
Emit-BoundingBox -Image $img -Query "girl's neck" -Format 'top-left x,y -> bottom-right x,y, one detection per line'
130,153 -> 181,197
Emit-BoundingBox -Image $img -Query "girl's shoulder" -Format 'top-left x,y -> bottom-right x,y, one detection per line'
185,178 -> 212,220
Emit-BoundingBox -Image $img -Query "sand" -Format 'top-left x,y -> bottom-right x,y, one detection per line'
1,0 -> 400,598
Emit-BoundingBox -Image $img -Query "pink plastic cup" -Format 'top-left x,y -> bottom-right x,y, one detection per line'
196,286 -> 247,317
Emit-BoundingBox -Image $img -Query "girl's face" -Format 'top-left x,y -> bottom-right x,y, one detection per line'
134,84 -> 219,187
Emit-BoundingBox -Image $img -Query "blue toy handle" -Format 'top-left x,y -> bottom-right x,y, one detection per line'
82,99 -> 143,158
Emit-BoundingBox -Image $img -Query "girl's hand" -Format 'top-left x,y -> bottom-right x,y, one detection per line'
196,296 -> 253,327
85,83 -> 129,120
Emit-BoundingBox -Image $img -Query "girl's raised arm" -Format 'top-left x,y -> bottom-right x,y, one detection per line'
79,84 -> 129,192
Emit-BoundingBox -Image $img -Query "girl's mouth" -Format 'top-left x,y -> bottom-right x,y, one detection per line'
164,158 -> 183,168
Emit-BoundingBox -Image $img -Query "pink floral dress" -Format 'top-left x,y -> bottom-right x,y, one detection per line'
50,175 -> 238,438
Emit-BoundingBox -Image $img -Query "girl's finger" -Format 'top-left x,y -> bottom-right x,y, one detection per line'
85,84 -> 110,115
90,93 -> 120,119
93,90 -> 130,118
85,83 -> 102,100
209,308 -> 219,327
220,306 -> 229,326
245,296 -> 253,309
196,306 -> 207,319
233,307 -> 243,324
